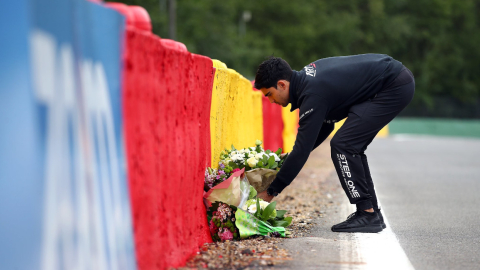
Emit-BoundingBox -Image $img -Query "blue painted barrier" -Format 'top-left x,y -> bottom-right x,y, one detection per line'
0,0 -> 136,269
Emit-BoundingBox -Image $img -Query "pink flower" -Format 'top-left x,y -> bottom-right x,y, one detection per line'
218,228 -> 233,241
209,219 -> 219,234
216,203 -> 231,221
232,168 -> 240,173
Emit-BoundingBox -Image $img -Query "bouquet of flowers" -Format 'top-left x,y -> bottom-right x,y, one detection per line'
219,140 -> 289,193
207,193 -> 292,241
219,140 -> 287,172
203,140 -> 293,242
241,197 -> 293,228
208,202 -> 240,241
204,140 -> 288,195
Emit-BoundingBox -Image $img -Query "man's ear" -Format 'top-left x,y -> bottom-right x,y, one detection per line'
277,80 -> 287,90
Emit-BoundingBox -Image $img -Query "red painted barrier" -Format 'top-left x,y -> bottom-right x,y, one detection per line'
123,28 -> 213,269
262,96 -> 284,151
129,6 -> 152,32
252,83 -> 284,152
161,39 -> 188,52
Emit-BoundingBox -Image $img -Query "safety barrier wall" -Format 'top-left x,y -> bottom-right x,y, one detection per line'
252,85 -> 285,152
0,0 -> 137,269
281,106 -> 299,152
329,119 -> 389,138
253,85 -> 298,153
252,91 -> 265,144
123,28 -> 214,269
0,1 -> 297,269
210,60 -> 264,167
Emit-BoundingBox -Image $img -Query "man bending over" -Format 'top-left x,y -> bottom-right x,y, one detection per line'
256,54 -> 415,233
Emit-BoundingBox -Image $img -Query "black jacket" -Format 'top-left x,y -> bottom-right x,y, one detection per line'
270,54 -> 403,193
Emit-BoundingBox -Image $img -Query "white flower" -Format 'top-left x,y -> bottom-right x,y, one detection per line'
250,147 -> 256,151
231,154 -> 245,162
255,153 -> 264,160
247,205 -> 256,214
259,200 -> 270,208
247,200 -> 270,214
268,153 -> 281,162
247,157 -> 258,167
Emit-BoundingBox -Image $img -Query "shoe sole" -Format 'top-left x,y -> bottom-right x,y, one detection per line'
331,225 -> 383,233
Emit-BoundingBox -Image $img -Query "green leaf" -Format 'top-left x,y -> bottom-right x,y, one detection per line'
257,161 -> 264,168
267,155 -> 275,167
228,161 -> 238,169
275,148 -> 282,156
248,186 -> 257,200
283,216 -> 293,227
261,201 -> 276,221
271,220 -> 289,228
231,144 -> 236,151
265,149 -> 272,154
262,155 -> 268,164
276,210 -> 287,219
270,162 -> 278,169
255,197 -> 262,218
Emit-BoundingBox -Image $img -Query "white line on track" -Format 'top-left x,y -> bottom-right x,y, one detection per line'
340,203 -> 415,270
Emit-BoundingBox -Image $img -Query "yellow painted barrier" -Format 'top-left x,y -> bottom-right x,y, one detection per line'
252,91 -> 264,143
281,105 -> 298,153
329,119 -> 389,138
377,125 -> 389,137
210,60 -> 263,166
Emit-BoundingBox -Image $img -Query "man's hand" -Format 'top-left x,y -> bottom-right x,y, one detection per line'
257,190 -> 274,202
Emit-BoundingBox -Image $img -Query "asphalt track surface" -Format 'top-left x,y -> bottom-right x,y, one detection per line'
367,135 -> 480,270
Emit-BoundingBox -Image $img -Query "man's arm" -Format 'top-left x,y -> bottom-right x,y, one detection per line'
312,122 -> 334,151
268,94 -> 329,194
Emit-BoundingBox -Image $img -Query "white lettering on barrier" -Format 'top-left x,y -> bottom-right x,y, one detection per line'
30,29 -> 132,270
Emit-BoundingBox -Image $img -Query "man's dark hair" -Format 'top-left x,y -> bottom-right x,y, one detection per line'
254,56 -> 293,89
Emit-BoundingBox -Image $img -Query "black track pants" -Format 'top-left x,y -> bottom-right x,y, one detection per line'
330,67 -> 415,210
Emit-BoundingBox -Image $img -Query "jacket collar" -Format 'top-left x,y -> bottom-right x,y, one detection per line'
288,70 -> 303,112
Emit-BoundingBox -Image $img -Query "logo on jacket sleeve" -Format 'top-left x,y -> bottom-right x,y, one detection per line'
304,63 -> 316,77
299,108 -> 314,120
